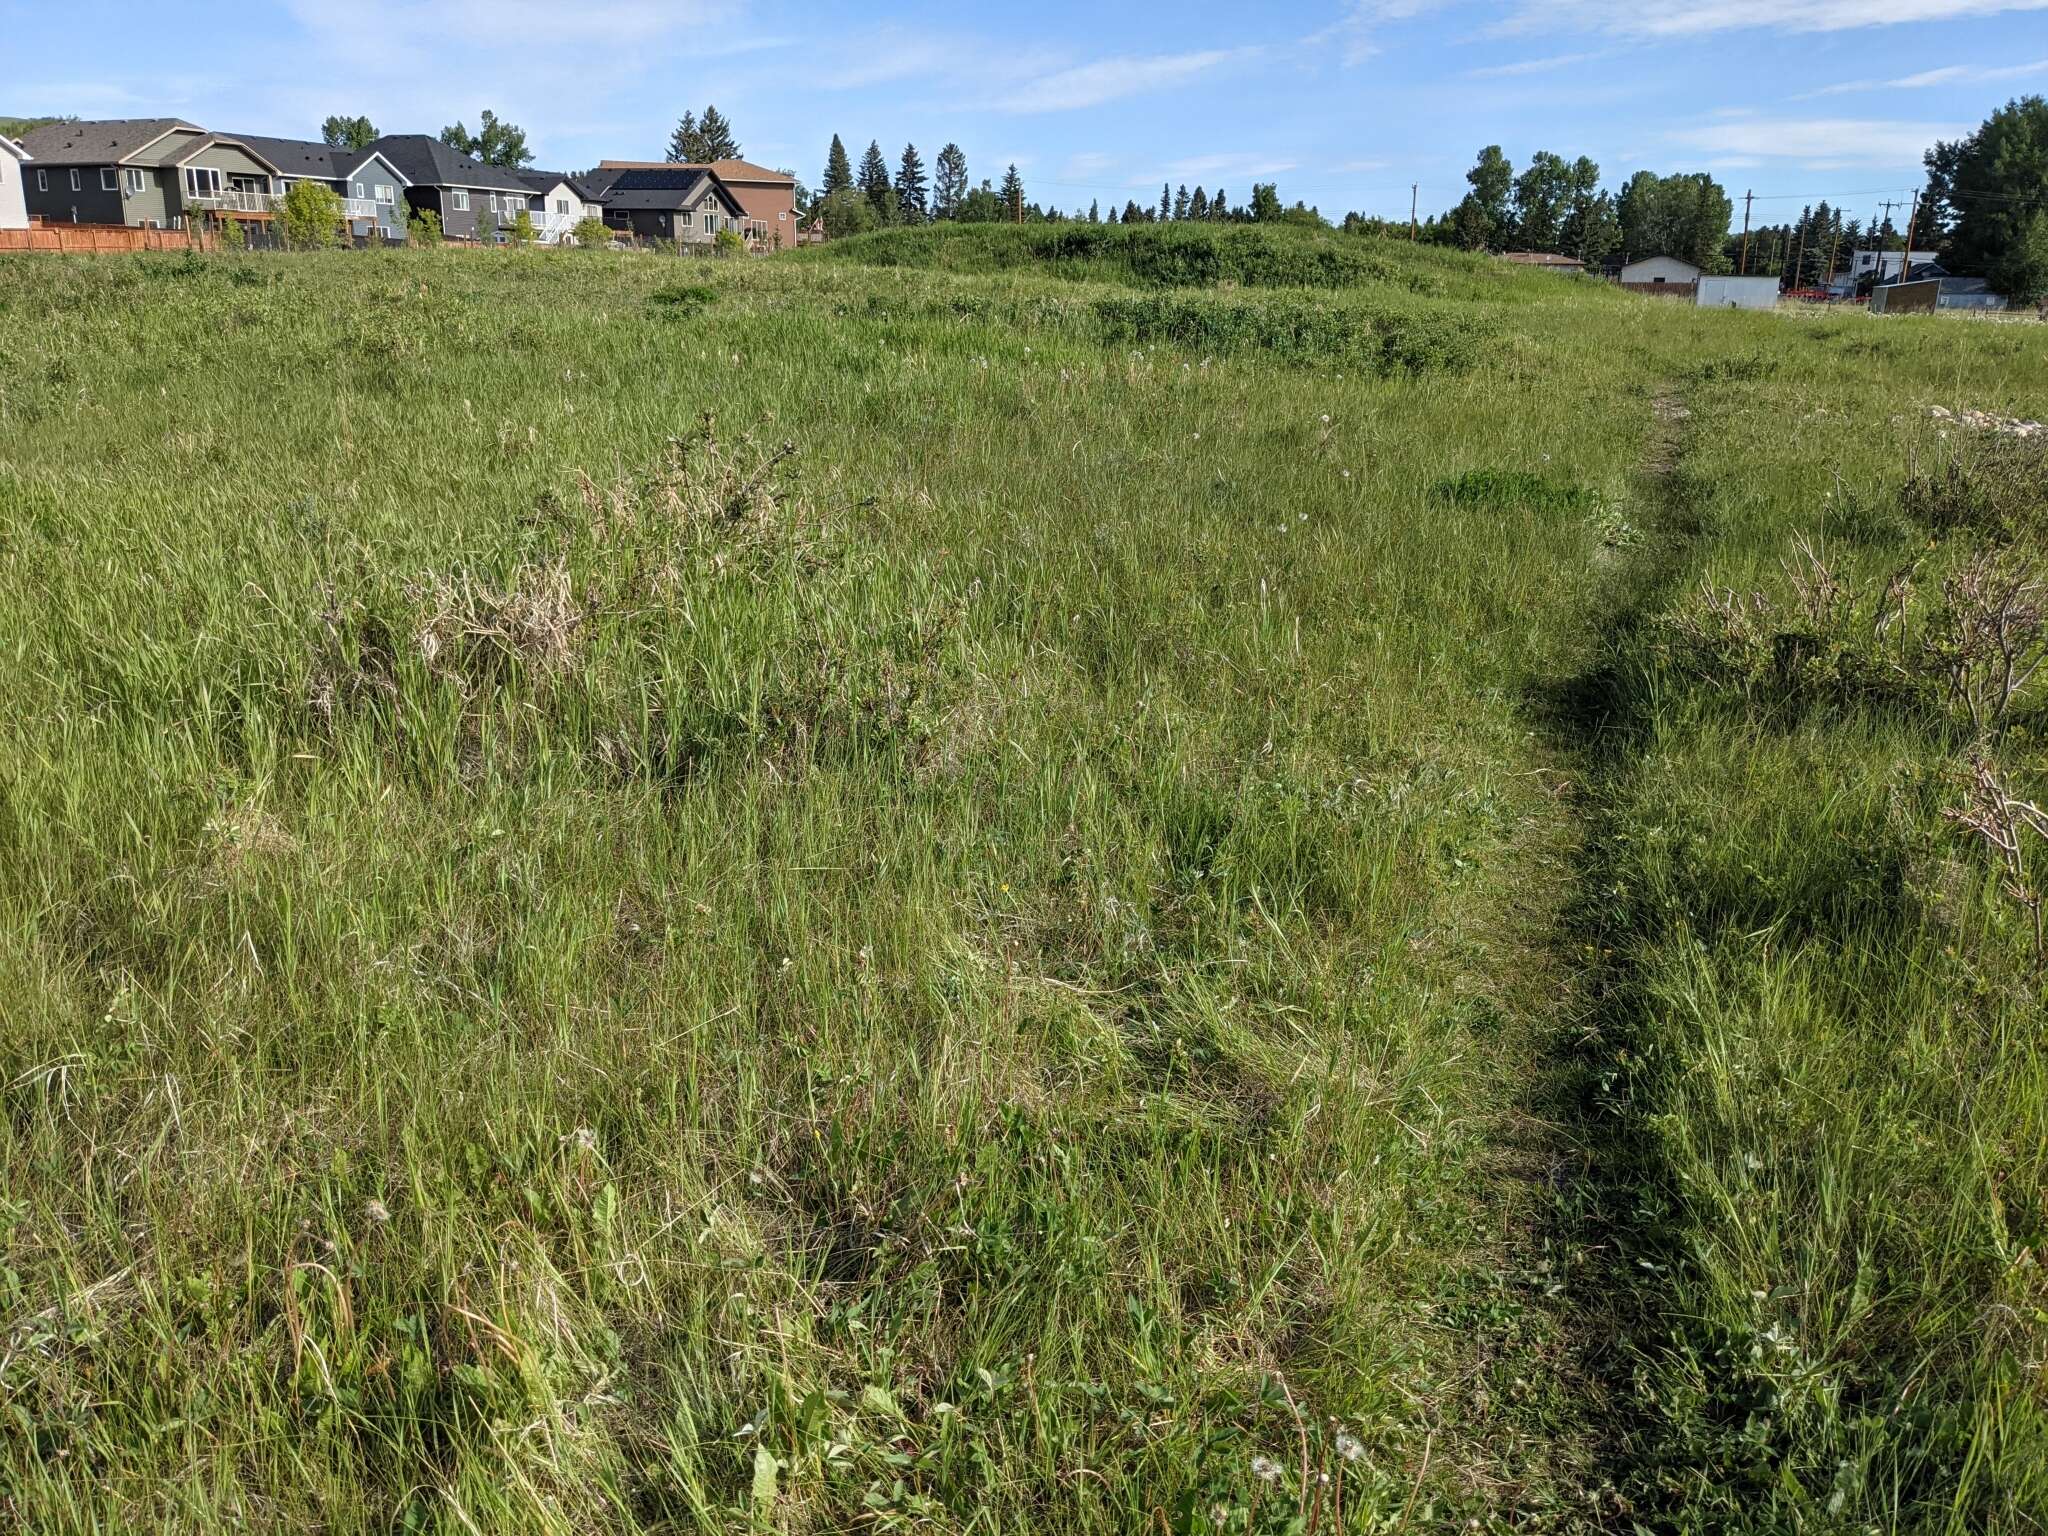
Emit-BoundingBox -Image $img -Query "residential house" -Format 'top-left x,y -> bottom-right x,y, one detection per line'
0,135 -> 27,231
1618,255 -> 1702,287
234,133 -> 412,243
1849,248 -> 1939,285
592,167 -> 746,245
515,170 -> 606,244
594,158 -> 797,247
365,135 -> 535,243
16,118 -> 285,230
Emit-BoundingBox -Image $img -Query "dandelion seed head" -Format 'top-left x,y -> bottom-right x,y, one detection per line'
1250,1453 -> 1283,1483
365,1198 -> 391,1225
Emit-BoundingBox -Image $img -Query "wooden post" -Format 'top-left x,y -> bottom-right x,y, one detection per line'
1739,189 -> 1753,274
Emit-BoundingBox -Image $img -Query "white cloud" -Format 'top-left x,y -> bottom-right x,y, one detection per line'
1800,57 -> 2048,95
1164,152 -> 1300,179
1466,50 -> 1609,77
1508,0 -> 2048,35
1670,114 -> 1969,162
989,49 -> 1256,112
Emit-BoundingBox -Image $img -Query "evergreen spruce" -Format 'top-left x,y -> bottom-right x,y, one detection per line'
1190,186 -> 1209,220
1089,199 -> 1100,223
1173,184 -> 1190,220
822,135 -> 853,197
667,112 -> 700,163
696,106 -> 740,162
858,140 -> 892,216
1211,187 -> 1229,220
1001,164 -> 1026,223
932,143 -> 968,220
893,143 -> 929,223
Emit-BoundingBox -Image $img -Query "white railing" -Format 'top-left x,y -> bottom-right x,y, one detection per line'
188,188 -> 278,214
342,197 -> 388,219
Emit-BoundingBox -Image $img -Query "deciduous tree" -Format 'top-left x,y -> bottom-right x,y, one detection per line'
439,110 -> 532,169
320,115 -> 377,150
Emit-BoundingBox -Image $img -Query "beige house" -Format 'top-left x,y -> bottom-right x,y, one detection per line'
0,135 -> 28,230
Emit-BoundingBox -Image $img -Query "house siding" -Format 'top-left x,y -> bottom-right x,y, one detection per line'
0,150 -> 26,231
339,156 -> 410,242
26,165 -> 125,225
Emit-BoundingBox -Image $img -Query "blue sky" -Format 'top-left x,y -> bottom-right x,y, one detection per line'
3,0 -> 2044,226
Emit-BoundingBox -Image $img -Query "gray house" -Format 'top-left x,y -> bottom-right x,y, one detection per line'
365,135 -> 535,243
233,134 -> 413,244
515,170 -> 607,244
15,118 -> 285,231
593,167 -> 746,245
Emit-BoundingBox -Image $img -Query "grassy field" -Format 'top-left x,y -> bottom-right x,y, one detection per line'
0,226 -> 2043,1533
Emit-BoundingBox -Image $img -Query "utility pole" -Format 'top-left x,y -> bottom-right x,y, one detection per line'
1789,220 -> 1806,293
1739,189 -> 1754,274
1409,183 -> 1418,242
1899,191 -> 1921,284
1823,220 -> 1843,295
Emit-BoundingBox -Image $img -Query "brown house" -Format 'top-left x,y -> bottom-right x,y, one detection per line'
595,158 -> 798,249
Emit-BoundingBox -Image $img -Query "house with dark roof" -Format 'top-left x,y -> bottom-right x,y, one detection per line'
15,118 -> 285,230
592,167 -> 746,245
594,158 -> 796,248
514,170 -> 606,244
364,135 -> 535,243
231,133 -> 413,243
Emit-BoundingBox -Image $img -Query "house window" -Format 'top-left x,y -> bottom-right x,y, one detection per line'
184,166 -> 222,197
452,189 -> 469,211
703,211 -> 716,233
778,210 -> 786,221
69,169 -> 81,191
100,167 -> 117,192
555,197 -> 568,214
35,169 -> 46,191
353,180 -> 366,199
376,184 -> 394,204
123,167 -> 144,196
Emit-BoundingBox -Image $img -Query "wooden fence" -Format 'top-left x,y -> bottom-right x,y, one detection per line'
0,220 -> 210,254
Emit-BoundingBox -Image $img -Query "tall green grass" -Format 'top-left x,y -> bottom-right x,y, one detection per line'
0,229 -> 2043,1532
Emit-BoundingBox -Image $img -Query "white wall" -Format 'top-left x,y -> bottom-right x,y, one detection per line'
1696,276 -> 1781,310
0,142 -> 28,231
1621,256 -> 1702,284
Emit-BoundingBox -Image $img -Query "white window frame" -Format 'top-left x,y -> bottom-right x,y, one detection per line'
69,169 -> 81,191
123,167 -> 145,196
354,180 -> 366,199
376,183 -> 394,205
451,189 -> 469,211
100,167 -> 118,192
702,211 -> 716,233
183,165 -> 222,197
555,196 -> 568,214
36,169 -> 47,191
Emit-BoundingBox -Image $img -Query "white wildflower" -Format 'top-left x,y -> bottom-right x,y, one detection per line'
1250,1454 -> 1283,1484
365,1198 -> 391,1225
1335,1431 -> 1365,1463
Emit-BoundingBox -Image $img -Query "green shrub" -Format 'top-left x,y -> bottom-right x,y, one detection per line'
407,207 -> 443,246
571,216 -> 608,248
713,227 -> 745,258
277,179 -> 343,251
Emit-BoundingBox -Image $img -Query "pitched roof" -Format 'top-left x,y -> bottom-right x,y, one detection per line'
15,117 -> 199,165
229,134 -> 411,185
365,134 -> 532,192
600,168 -> 743,215
0,134 -> 26,162
161,133 -> 284,174
597,157 -> 794,186
516,168 -> 602,201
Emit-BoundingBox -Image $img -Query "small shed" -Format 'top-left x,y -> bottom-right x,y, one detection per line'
1619,255 -> 1701,296
1696,275 -> 1780,311
1870,278 -> 2009,315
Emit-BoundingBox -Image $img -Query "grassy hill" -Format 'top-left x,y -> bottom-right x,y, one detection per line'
1,229 -> 2044,1533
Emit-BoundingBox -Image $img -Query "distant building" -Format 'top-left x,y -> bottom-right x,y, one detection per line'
364,135 -> 535,243
593,158 -> 796,247
515,171 -> 607,244
14,118 -> 286,231
1696,275 -> 1781,310
1501,251 -> 1585,273
592,167 -> 747,246
1619,255 -> 1702,286
0,135 -> 27,231
1870,276 -> 2010,315
1849,249 -> 1939,284
232,133 -> 413,244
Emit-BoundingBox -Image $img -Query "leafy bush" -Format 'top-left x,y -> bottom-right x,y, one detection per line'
571,215 -> 608,248
713,227 -> 745,257
509,209 -> 536,246
407,207 -> 443,246
277,179 -> 343,251
649,282 -> 717,316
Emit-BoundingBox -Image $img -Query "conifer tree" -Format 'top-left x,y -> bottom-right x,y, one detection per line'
1159,183 -> 1171,221
932,143 -> 968,220
1122,198 -> 1144,224
667,112 -> 700,162
695,106 -> 739,162
1001,164 -> 1026,223
822,135 -> 853,197
1089,198 -> 1100,223
1211,187 -> 1229,220
858,140 -> 892,215
893,143 -> 928,223
1173,184 -> 1190,221
1189,186 -> 1208,220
